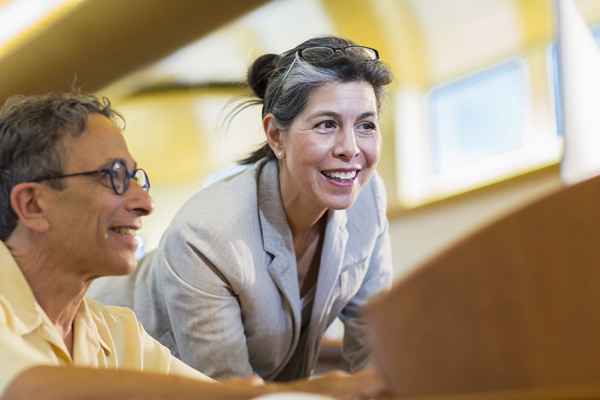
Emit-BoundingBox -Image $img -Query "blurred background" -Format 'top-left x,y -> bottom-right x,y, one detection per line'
1,0 -> 599,280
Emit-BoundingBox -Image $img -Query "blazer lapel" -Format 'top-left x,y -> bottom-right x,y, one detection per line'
307,209 -> 349,354
257,161 -> 302,339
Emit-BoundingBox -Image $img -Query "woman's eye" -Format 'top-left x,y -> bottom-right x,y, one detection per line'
356,121 -> 377,135
314,120 -> 337,132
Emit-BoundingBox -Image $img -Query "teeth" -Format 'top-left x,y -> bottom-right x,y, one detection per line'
323,170 -> 358,180
111,227 -> 134,236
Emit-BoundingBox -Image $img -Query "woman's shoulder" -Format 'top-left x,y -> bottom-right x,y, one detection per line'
158,162 -> 268,265
173,163 -> 261,229
152,164 -> 269,289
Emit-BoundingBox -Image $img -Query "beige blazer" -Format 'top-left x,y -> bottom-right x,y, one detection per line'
90,159 -> 392,380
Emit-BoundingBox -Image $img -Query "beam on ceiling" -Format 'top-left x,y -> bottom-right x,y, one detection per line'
0,0 -> 268,103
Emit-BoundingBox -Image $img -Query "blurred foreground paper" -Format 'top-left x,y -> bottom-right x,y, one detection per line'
251,394 -> 333,400
556,0 -> 600,184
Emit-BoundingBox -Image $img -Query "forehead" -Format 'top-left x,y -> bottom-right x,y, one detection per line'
302,80 -> 378,115
62,113 -> 133,170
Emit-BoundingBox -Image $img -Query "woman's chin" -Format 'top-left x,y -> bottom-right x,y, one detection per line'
320,193 -> 357,211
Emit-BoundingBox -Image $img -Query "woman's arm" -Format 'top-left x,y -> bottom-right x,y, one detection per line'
339,223 -> 393,371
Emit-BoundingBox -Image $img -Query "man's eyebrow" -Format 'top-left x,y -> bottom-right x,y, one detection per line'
101,158 -> 137,170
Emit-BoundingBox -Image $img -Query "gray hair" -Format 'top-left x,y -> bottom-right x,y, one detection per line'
237,36 -> 392,165
0,92 -> 123,241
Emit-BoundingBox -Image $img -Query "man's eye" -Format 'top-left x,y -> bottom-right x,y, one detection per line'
98,171 -> 113,185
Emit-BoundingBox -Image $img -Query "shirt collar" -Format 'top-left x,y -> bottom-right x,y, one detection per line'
75,299 -> 113,357
0,241 -> 44,335
0,241 -> 111,356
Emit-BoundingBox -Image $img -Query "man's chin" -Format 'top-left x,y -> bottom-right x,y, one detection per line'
104,256 -> 138,276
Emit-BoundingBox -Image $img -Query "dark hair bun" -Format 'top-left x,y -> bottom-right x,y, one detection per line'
247,53 -> 279,100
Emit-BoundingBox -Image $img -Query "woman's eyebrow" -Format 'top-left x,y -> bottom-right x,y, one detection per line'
308,111 -> 340,119
308,110 -> 376,118
357,111 -> 376,120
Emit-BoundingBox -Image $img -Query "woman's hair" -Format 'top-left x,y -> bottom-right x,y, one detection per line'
236,36 -> 392,165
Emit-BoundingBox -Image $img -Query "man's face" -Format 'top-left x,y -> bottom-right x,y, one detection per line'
44,113 -> 153,278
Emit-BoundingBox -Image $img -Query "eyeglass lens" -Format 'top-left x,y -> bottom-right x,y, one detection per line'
132,169 -> 150,191
109,161 -> 149,195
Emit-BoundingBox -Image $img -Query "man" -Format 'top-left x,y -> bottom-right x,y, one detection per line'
0,93 -> 380,400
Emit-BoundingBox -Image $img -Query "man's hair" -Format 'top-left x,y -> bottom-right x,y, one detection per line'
0,92 -> 123,241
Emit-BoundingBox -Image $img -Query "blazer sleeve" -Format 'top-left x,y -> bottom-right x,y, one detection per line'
338,178 -> 393,372
154,224 -> 255,379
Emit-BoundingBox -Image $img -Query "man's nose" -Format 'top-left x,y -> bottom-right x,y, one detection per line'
125,181 -> 154,216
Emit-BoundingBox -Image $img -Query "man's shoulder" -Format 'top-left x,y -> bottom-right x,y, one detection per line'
0,297 -> 7,327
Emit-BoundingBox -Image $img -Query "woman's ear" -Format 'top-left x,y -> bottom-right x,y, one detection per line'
263,113 -> 286,160
10,182 -> 50,233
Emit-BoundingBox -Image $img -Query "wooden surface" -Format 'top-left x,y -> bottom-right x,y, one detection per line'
0,0 -> 268,104
377,384 -> 600,399
367,174 -> 600,398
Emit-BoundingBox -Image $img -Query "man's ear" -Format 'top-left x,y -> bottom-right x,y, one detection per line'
263,113 -> 286,160
10,182 -> 50,233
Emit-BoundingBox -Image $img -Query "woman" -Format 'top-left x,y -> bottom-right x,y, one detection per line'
91,36 -> 393,381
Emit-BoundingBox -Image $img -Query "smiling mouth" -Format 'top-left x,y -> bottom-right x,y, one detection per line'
109,227 -> 136,236
321,169 -> 360,183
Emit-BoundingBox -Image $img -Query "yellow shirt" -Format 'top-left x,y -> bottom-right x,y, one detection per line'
0,242 -> 211,396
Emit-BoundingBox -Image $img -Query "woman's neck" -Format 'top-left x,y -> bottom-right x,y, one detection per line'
279,166 -> 327,238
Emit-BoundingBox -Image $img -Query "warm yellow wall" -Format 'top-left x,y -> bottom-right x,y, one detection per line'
112,87 -> 265,250
389,168 -> 562,278
117,94 -> 208,185
93,0 -> 597,271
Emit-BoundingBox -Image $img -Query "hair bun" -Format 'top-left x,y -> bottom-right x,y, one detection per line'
247,53 -> 280,100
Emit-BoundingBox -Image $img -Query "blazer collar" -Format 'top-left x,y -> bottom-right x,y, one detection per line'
257,160 -> 350,351
257,159 -> 349,258
257,160 -> 293,260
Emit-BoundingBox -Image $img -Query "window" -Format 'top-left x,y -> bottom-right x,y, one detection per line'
548,25 -> 600,136
396,57 -> 560,207
429,60 -> 527,174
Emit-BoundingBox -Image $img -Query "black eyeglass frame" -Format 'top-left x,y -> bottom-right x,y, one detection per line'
266,45 -> 380,113
30,159 -> 150,196
296,45 -> 380,61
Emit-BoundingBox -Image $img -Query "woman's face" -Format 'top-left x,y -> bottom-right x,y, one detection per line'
276,80 -> 381,212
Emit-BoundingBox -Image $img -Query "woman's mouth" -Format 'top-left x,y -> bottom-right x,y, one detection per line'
321,169 -> 360,186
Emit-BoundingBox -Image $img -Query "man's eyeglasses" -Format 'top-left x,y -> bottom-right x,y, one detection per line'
267,45 -> 380,111
31,159 -> 150,196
